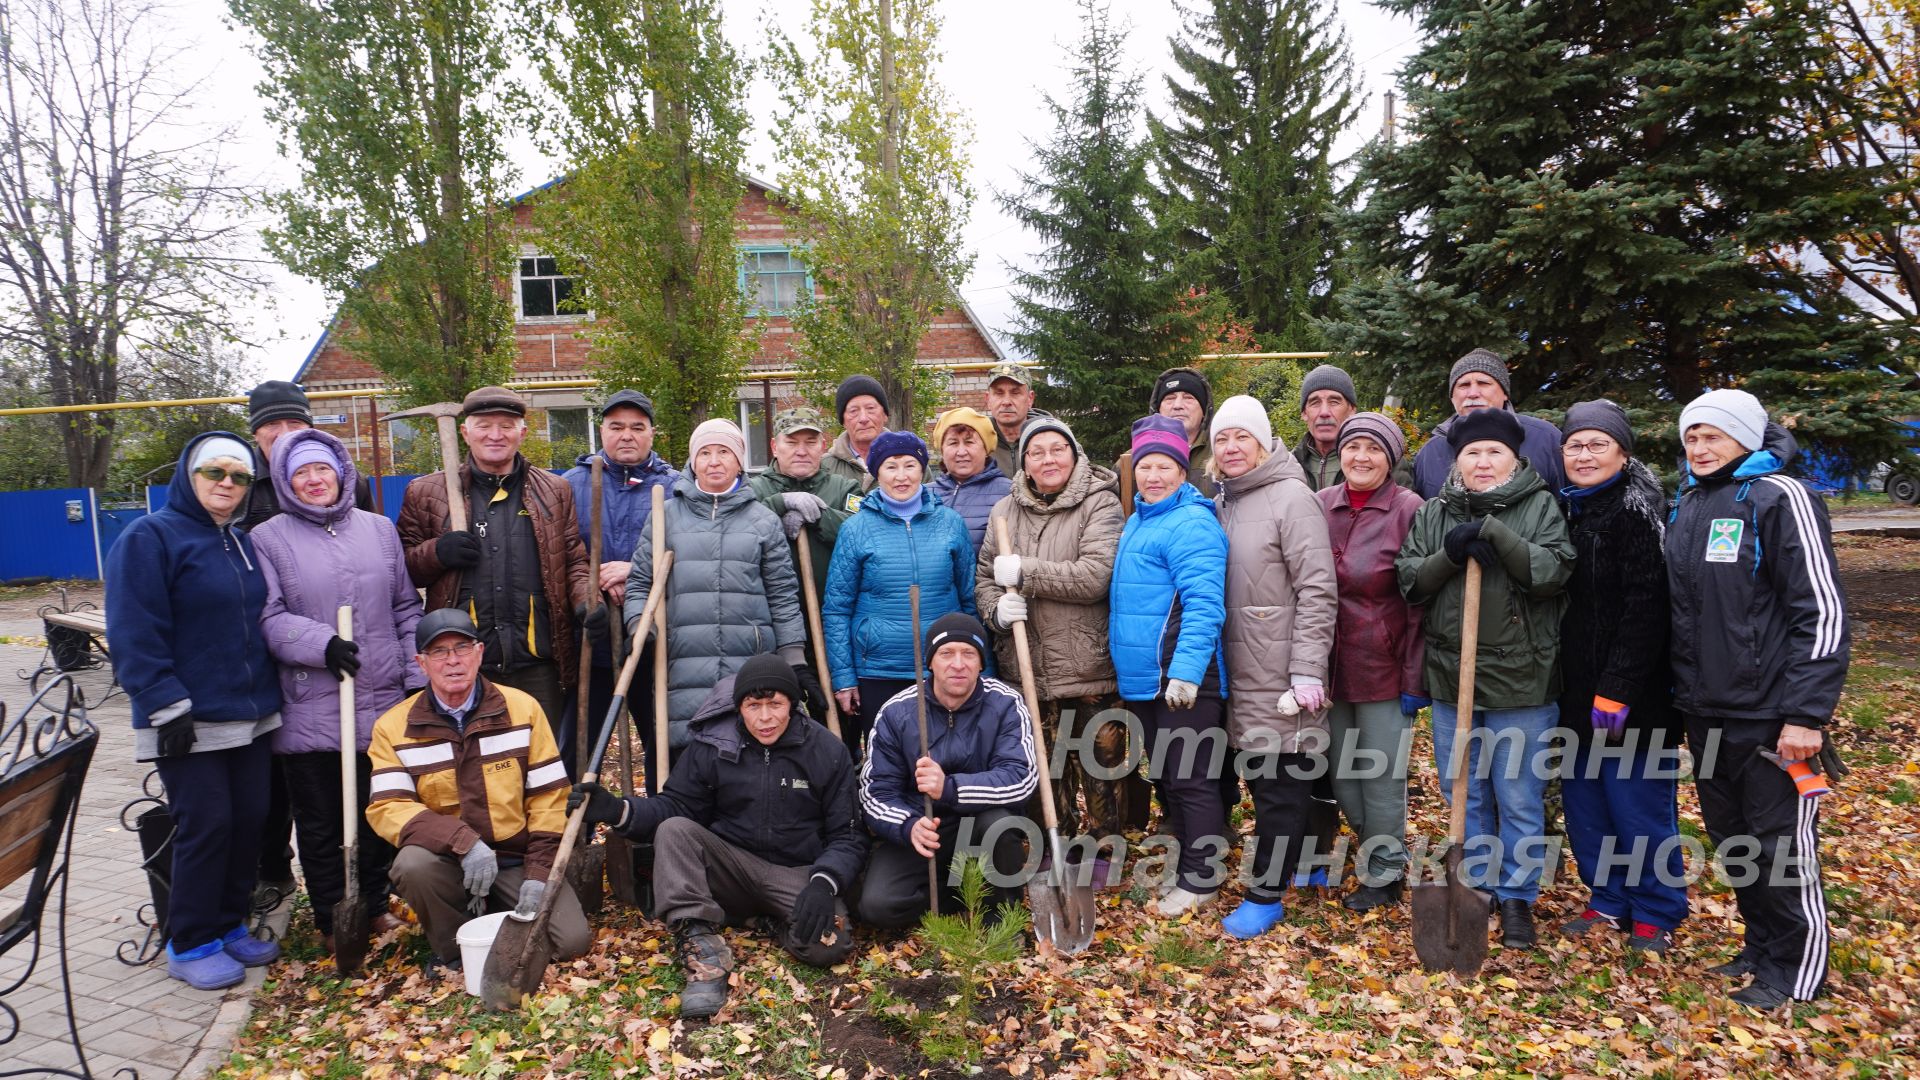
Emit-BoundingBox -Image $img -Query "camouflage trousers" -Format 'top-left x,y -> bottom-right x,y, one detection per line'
1035,695 -> 1150,839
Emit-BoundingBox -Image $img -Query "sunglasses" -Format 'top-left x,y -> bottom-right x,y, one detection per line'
193,466 -> 256,486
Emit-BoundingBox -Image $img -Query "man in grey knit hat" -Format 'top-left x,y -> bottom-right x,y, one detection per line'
1295,364 -> 1358,491
1408,348 -> 1568,499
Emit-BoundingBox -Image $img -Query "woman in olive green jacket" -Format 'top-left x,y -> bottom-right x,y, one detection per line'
1395,408 -> 1573,950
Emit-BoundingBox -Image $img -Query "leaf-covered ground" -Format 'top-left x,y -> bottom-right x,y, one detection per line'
216,539 -> 1920,1079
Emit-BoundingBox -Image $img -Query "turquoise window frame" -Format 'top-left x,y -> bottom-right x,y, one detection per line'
737,246 -> 813,316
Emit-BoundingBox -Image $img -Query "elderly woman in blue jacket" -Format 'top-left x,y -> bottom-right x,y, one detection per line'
823,430 -> 977,758
106,432 -> 285,991
1110,414 -> 1230,918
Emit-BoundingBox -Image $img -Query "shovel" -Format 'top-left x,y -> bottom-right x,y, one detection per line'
639,482 -> 670,915
993,518 -> 1097,953
331,605 -> 373,975
480,551 -> 672,1010
796,534 -> 842,738
909,585 -> 938,916
1411,560 -> 1493,976
568,456 -> 609,918
604,561 -> 640,908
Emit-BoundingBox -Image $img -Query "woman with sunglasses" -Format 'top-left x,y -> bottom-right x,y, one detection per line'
107,432 -> 286,990
250,428 -> 420,952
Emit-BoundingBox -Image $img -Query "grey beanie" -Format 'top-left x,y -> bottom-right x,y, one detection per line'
1016,414 -> 1081,464
1334,412 -> 1407,471
1299,364 -> 1358,409
1562,399 -> 1634,453
1448,348 -> 1512,398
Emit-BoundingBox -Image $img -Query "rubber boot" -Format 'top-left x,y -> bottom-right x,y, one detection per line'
674,919 -> 734,1019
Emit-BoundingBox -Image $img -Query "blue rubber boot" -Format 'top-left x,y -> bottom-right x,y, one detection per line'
221,924 -> 281,968
1221,899 -> 1287,940
167,939 -> 246,990
1291,865 -> 1330,889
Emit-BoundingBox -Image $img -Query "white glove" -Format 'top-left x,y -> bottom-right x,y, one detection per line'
995,592 -> 1028,628
1277,690 -> 1301,717
1165,679 -> 1199,710
993,553 -> 1023,588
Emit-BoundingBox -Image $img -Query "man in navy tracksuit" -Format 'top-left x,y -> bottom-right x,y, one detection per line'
858,613 -> 1037,927
1668,389 -> 1848,1009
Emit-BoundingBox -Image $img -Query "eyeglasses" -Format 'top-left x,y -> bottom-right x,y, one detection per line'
193,466 -> 255,486
422,640 -> 482,662
1561,439 -> 1617,458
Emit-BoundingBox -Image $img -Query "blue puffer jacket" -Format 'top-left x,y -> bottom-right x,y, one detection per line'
859,675 -> 1036,847
1108,483 -> 1229,702
564,449 -> 677,666
929,460 -> 1011,555
107,432 -> 281,728
822,489 -> 978,688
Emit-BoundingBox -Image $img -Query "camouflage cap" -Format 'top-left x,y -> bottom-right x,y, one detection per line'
772,405 -> 830,438
986,361 -> 1032,387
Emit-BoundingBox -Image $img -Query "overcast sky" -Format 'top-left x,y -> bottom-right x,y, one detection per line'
187,0 -> 1422,382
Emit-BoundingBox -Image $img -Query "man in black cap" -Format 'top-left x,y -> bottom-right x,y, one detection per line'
398,386 -> 600,732
821,374 -> 892,491
568,654 -> 864,1018
1409,349 -> 1568,499
982,361 -> 1050,477
1151,366 -> 1214,489
857,612 -> 1037,928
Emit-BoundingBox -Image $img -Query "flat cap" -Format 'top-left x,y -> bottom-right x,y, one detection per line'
460,385 -> 527,419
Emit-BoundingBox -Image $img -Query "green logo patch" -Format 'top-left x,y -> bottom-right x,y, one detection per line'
1705,518 -> 1744,563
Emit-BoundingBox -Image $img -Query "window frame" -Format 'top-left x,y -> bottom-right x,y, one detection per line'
515,252 -> 581,323
737,245 -> 813,317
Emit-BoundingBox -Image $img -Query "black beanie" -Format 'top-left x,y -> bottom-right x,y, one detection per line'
1561,399 -> 1634,453
1446,407 -> 1527,458
731,653 -> 800,710
923,611 -> 988,668
1150,367 -> 1212,422
835,375 -> 890,424
248,380 -> 312,432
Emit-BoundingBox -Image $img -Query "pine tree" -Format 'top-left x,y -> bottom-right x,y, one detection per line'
1000,0 -> 1206,461
1149,0 -> 1359,350
1330,0 -> 1919,471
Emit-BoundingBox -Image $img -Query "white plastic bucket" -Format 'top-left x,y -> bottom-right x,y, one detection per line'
455,912 -> 511,996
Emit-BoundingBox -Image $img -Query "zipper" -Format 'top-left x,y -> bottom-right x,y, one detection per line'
224,524 -> 264,716
762,744 -> 773,852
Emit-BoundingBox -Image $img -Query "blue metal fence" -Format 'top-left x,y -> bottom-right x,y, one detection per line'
0,488 -> 100,582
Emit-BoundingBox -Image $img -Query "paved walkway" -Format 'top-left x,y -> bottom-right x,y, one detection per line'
0,633 -> 264,1079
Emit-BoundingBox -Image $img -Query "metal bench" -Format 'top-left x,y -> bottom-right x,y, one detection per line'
20,589 -> 122,706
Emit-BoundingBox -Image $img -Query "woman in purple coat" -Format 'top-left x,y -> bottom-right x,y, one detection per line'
250,428 -> 420,947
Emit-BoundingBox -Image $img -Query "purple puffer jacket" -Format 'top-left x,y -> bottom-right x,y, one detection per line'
250,428 -> 424,753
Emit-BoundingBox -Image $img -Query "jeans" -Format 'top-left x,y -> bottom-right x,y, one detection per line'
1429,702 -> 1559,903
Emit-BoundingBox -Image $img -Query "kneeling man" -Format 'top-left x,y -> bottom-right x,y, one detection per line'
570,654 -> 864,1018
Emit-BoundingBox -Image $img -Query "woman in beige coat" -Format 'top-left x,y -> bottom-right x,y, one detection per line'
1208,395 -> 1339,939
978,416 -> 1141,837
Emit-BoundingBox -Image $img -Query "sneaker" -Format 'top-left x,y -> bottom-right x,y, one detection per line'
1498,899 -> 1537,950
1708,956 -> 1757,979
1730,980 -> 1792,1010
1152,887 -> 1218,919
166,939 -> 246,991
1342,880 -> 1404,912
673,920 -> 735,1020
1558,908 -> 1623,939
1221,899 -> 1286,940
221,925 -> 282,968
1627,923 -> 1673,954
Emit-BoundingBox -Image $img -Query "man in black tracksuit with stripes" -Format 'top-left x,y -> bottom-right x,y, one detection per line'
1668,389 -> 1848,1009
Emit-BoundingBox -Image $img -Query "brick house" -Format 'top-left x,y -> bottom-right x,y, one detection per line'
292,176 -> 1007,472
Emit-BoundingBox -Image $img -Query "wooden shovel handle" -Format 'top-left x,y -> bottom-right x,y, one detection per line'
1448,560 -> 1482,847
651,483 -> 670,790
994,516 -> 1058,832
580,456 -> 603,775
796,538 -> 842,737
337,606 -> 357,851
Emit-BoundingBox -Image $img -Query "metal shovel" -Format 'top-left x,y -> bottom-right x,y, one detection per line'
331,605 -> 372,975
1411,560 -> 1493,976
993,518 -> 1096,953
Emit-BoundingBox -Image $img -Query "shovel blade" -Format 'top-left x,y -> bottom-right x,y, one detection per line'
1026,873 -> 1097,955
331,895 -> 371,976
479,913 -> 549,1011
569,841 -> 606,918
606,837 -> 639,907
1409,851 -> 1492,976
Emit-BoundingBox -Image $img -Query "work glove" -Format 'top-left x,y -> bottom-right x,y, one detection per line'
1442,520 -> 1484,566
1463,538 -> 1499,571
792,662 -> 829,722
1399,693 -> 1431,718
574,602 -> 609,641
1291,683 -> 1327,714
567,782 -> 630,829
460,840 -> 498,897
994,592 -> 1028,629
992,553 -> 1023,588
788,875 -> 837,947
782,511 -> 806,542
1165,679 -> 1199,710
781,492 -> 827,524
155,715 -> 197,758
514,879 -> 545,919
436,530 -> 482,570
323,636 -> 361,680
1591,696 -> 1630,737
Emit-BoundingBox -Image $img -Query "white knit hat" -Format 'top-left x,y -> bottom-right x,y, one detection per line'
1209,394 -> 1274,451
1678,389 -> 1767,452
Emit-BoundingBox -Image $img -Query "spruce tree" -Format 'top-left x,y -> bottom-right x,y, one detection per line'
1149,0 -> 1359,350
1331,0 -> 1919,471
1000,0 -> 1204,461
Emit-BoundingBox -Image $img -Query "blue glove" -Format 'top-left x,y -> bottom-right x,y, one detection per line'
1399,693 -> 1430,718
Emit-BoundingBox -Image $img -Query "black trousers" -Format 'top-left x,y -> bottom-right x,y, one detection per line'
157,735 -> 272,952
557,642 -> 657,791
491,660 -> 566,738
849,677 -> 915,764
256,755 -> 296,884
1237,752 -> 1317,902
856,806 -> 1028,930
1146,697 -> 1231,894
280,751 -> 399,936
1687,714 -> 1829,1000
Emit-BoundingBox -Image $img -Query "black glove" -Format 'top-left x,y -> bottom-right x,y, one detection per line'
566,781 -> 628,828
1463,538 -> 1498,570
792,662 -> 828,722
575,602 -> 610,641
1443,520 -> 1484,565
324,636 -> 362,680
788,875 -> 837,947
436,530 -> 481,570
156,717 -> 196,758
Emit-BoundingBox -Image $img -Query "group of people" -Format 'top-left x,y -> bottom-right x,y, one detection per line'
104,350 -> 1846,1017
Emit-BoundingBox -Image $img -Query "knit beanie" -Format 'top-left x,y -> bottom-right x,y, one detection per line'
1130,414 -> 1191,470
282,438 -> 342,479
1335,412 -> 1406,471
835,374 -> 890,424
1678,389 -> 1768,452
1209,394 -> 1274,450
931,407 -> 996,452
248,380 -> 312,432
1446,407 -> 1526,458
866,429 -> 929,476
1017,415 -> 1081,464
687,418 -> 747,468
1448,349 -> 1513,399
924,611 -> 989,668
1299,364 -> 1358,409
190,434 -> 254,471
732,653 -> 801,710
1562,399 -> 1635,453
1150,367 -> 1213,421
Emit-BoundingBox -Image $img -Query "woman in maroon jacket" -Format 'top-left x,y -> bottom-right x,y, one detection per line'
1316,413 -> 1428,911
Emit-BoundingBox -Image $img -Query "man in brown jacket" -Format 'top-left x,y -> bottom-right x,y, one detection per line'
398,386 -> 600,730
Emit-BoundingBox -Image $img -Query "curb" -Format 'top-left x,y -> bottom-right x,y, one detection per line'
179,967 -> 266,1079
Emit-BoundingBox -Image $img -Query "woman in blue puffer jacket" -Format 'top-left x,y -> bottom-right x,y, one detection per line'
823,431 -> 977,758
1109,415 -> 1229,919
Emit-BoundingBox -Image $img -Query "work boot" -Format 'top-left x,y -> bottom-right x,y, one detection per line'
1498,899 -> 1536,950
1708,955 -> 1757,979
1342,879 -> 1403,912
673,919 -> 734,1020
